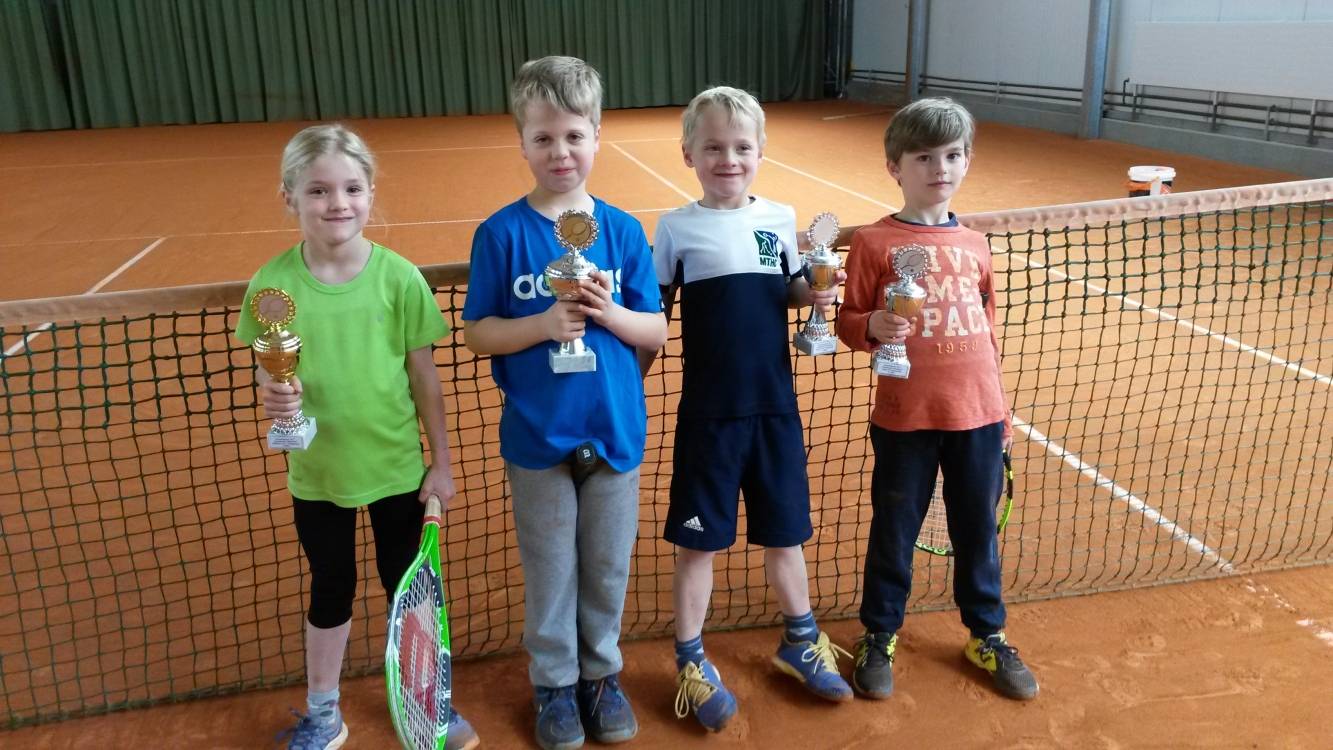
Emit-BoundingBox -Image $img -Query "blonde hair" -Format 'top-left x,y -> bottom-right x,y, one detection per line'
883,97 -> 975,163
681,86 -> 766,148
510,56 -> 603,131
279,124 -> 376,193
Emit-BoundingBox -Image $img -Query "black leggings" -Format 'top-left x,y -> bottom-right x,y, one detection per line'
291,489 -> 425,629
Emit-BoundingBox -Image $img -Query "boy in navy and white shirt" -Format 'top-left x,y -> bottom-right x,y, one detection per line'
643,86 -> 851,733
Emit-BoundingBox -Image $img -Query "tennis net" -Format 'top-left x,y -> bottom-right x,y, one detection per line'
2,178 -> 1330,726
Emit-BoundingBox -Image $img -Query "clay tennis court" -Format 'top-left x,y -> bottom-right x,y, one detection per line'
2,101 -> 1331,747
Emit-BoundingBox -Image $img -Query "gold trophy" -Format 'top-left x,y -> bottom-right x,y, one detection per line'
544,209 -> 600,373
872,244 -> 930,379
792,212 -> 842,355
250,288 -> 317,450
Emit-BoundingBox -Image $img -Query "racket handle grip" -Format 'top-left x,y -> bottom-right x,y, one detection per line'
424,494 -> 442,519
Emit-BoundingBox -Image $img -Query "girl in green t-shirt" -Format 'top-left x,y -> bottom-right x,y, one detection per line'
236,124 -> 478,750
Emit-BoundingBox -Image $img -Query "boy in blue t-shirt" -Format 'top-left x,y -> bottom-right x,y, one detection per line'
461,56 -> 666,750
643,86 -> 850,733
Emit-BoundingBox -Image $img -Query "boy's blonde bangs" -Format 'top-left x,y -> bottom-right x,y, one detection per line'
681,86 -> 767,148
510,56 -> 603,131
883,97 -> 975,162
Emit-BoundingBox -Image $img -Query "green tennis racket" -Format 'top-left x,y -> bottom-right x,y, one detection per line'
386,494 -> 451,750
914,451 -> 1013,557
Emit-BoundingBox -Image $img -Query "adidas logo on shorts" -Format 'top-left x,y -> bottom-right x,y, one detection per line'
683,516 -> 705,532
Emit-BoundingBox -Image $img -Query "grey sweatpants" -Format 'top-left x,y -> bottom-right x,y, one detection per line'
507,458 -> 640,688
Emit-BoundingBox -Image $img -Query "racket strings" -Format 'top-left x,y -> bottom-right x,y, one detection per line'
389,568 -> 446,749
917,477 -> 952,552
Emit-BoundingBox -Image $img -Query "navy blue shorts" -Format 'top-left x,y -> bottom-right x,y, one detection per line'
664,413 -> 813,551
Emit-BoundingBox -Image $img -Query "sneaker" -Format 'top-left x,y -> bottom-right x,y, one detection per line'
771,631 -> 853,702
674,659 -> 738,732
533,684 -> 585,750
577,673 -> 639,743
278,706 -> 348,750
852,631 -> 897,700
964,633 -> 1039,700
445,706 -> 481,750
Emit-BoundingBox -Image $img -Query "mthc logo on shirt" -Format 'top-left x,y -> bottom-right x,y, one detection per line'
753,230 -> 780,269
512,268 -> 623,300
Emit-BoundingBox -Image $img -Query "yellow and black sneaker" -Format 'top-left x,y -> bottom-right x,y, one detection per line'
851,631 -> 897,700
964,633 -> 1039,700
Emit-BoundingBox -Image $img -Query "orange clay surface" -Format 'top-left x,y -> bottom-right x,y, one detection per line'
2,101 -> 1328,748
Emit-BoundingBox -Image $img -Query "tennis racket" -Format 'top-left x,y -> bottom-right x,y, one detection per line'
914,451 -> 1013,556
386,494 -> 451,750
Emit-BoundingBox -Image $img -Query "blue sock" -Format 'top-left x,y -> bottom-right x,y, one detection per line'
307,687 -> 340,725
783,611 -> 818,642
675,635 -> 705,669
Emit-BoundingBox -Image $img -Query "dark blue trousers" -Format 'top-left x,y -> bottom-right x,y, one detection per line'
860,421 -> 1007,637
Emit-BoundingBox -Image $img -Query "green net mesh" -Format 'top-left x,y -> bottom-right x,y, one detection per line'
2,185 -> 1330,727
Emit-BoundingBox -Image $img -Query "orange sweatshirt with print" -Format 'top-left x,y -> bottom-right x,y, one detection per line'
837,216 -> 1010,439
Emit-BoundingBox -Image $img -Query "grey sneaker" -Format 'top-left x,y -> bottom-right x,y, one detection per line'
964,633 -> 1039,700
852,632 -> 897,699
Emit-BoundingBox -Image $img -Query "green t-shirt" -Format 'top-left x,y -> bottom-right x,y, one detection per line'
236,243 -> 448,507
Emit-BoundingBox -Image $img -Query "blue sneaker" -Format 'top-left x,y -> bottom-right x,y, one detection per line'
533,685 -> 584,750
445,706 -> 481,750
278,705 -> 348,750
772,631 -> 853,702
577,673 -> 639,743
674,659 -> 738,732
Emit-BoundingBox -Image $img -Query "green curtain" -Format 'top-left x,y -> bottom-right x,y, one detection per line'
0,0 -> 74,130
1,0 -> 823,132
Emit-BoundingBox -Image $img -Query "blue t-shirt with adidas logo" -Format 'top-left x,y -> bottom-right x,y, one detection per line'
462,197 -> 662,471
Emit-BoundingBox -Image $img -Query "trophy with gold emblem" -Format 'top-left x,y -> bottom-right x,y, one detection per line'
250,288 -> 317,449
872,244 -> 929,379
544,209 -> 600,373
793,212 -> 842,355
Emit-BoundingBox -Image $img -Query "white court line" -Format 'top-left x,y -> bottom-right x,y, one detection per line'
3,237 -> 166,358
607,143 -> 694,201
1023,258 -> 1333,386
764,156 -> 896,210
1014,416 -> 1236,572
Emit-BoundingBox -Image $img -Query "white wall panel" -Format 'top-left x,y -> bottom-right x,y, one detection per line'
923,0 -> 1088,87
853,0 -> 1332,99
851,0 -> 909,72
1304,0 -> 1333,21
1218,0 -> 1307,21
1149,0 -> 1222,22
1128,22 -> 1333,98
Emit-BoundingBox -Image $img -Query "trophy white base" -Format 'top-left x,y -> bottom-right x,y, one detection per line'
873,358 -> 910,379
793,332 -> 838,355
550,349 -> 597,373
269,417 -> 317,450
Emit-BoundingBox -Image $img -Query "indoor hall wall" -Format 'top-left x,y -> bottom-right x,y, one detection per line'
851,0 -> 1333,101
1108,0 -> 1333,100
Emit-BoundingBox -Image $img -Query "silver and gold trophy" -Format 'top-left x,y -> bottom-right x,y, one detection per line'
250,288 -> 317,449
792,212 -> 842,356
872,244 -> 929,379
544,209 -> 599,373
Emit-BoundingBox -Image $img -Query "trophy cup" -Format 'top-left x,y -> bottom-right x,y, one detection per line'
544,209 -> 599,373
250,288 -> 317,450
872,244 -> 930,379
793,212 -> 842,355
